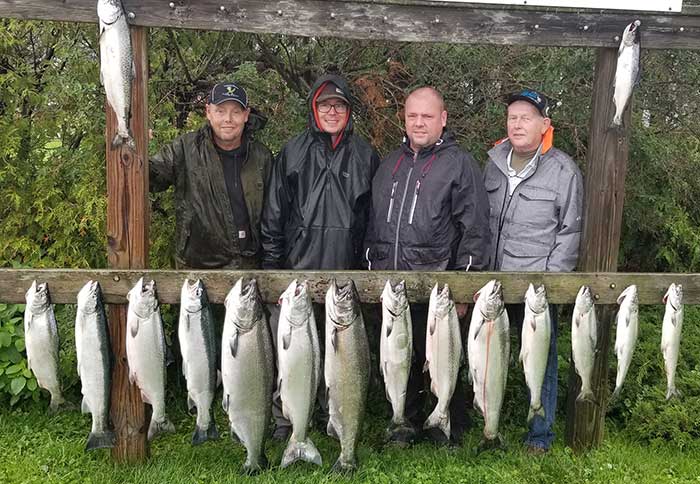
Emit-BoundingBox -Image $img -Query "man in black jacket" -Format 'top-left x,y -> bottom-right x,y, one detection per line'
262,74 -> 380,439
150,81 -> 273,269
364,87 -> 491,445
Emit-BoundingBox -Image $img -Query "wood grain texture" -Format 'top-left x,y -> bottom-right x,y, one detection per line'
105,26 -> 150,463
0,0 -> 699,50
565,47 -> 630,453
1,269 -> 697,305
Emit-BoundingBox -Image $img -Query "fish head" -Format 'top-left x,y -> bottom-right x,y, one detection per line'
473,279 -> 496,305
381,279 -> 408,317
430,283 -> 455,318
97,0 -> 125,25
181,279 -> 205,314
575,285 -> 594,314
129,278 -> 158,317
229,278 -> 263,330
482,280 -> 504,319
77,280 -> 101,314
280,279 -> 312,327
327,279 -> 360,328
616,284 -> 638,306
621,20 -> 641,46
525,283 -> 548,314
663,283 -> 683,310
26,280 -> 50,312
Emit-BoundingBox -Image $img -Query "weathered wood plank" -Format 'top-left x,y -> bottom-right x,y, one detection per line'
1,0 -> 699,50
105,26 -> 150,463
1,269 -> 698,305
565,48 -> 630,452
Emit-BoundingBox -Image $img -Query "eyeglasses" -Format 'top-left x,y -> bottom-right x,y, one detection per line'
317,102 -> 348,114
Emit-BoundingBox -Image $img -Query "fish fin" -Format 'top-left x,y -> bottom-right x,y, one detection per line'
147,416 -> 175,441
230,330 -> 239,358
326,419 -> 339,440
280,437 -> 322,468
527,404 -> 545,423
216,370 -> 222,387
181,360 -> 188,378
192,421 -> 219,446
81,397 -> 90,415
185,313 -> 190,331
139,390 -> 151,405
331,327 -> 338,352
129,318 -> 139,338
530,318 -> 537,332
666,387 -> 682,400
424,408 -> 450,440
624,313 -> 631,328
473,319 -> 486,340
422,359 -> 430,373
519,348 -> 526,364
611,386 -> 622,402
385,319 -> 393,337
282,327 -> 292,350
222,393 -> 229,413
576,388 -> 597,405
85,430 -> 116,451
99,68 -> 104,86
429,316 -> 437,336
187,395 -> 196,414
672,313 -> 680,327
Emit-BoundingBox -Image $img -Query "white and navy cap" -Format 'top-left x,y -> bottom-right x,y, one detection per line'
208,81 -> 248,108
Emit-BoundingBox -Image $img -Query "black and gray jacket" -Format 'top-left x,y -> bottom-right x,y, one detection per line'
484,139 -> 583,272
363,131 -> 491,271
261,74 -> 380,270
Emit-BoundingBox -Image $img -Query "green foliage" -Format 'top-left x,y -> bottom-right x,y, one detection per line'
0,303 -> 40,405
608,306 -> 700,449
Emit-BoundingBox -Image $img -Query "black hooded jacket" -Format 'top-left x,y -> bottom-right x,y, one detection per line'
150,108 -> 272,269
261,75 -> 380,270
364,131 -> 491,271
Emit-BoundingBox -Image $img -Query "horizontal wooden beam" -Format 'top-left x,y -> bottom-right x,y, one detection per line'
0,0 -> 699,50
1,269 -> 698,305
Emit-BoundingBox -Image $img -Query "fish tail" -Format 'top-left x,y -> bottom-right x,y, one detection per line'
191,421 -> 219,446
666,386 -> 682,400
331,455 -> 358,474
111,132 -> 135,150
280,437 -> 322,468
423,407 -> 450,440
611,385 -> 623,402
85,430 -> 116,451
148,416 -> 175,441
527,403 -> 545,423
576,387 -> 596,405
49,393 -> 74,413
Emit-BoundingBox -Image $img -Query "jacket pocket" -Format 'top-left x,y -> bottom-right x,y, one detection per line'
401,246 -> 450,271
517,186 -> 557,225
366,243 -> 391,270
500,238 -> 550,272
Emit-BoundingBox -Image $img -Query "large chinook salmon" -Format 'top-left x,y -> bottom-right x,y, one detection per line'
520,284 -> 551,423
75,280 -> 115,450
571,286 -> 597,404
661,283 -> 683,400
325,280 -> 370,472
424,283 -> 462,440
277,280 -> 322,468
126,278 -> 174,440
612,285 -> 639,401
222,278 -> 274,474
379,280 -> 413,441
468,280 -> 509,448
97,0 -> 134,148
24,281 -> 67,412
179,279 -> 219,445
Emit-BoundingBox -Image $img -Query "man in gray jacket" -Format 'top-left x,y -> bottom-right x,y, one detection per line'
483,88 -> 583,453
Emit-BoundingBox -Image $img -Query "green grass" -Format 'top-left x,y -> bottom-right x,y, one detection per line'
1,400 -> 699,484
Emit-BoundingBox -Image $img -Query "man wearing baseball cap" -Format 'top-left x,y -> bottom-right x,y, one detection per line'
150,81 -> 273,270
483,88 -> 584,454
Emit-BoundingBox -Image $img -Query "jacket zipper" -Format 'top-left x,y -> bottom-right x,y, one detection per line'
386,180 -> 398,223
407,179 -> 421,225
393,153 -> 416,270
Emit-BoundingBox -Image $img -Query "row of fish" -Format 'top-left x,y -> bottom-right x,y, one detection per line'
23,278 -> 686,463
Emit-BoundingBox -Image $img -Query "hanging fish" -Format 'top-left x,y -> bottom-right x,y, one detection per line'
612,20 -> 641,128
612,285 -> 639,401
661,283 -> 683,400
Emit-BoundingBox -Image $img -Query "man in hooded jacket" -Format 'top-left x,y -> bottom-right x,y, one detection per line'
364,87 -> 491,445
262,74 -> 380,439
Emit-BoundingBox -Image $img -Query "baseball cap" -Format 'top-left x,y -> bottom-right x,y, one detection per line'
507,89 -> 550,117
208,82 -> 248,108
316,82 -> 349,104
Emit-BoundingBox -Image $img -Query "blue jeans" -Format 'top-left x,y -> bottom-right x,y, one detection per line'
508,303 -> 558,450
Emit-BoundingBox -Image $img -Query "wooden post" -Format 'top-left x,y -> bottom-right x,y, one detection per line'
106,26 -> 150,463
565,47 -> 631,452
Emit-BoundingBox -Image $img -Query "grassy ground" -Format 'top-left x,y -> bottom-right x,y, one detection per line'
1,400 -> 698,484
